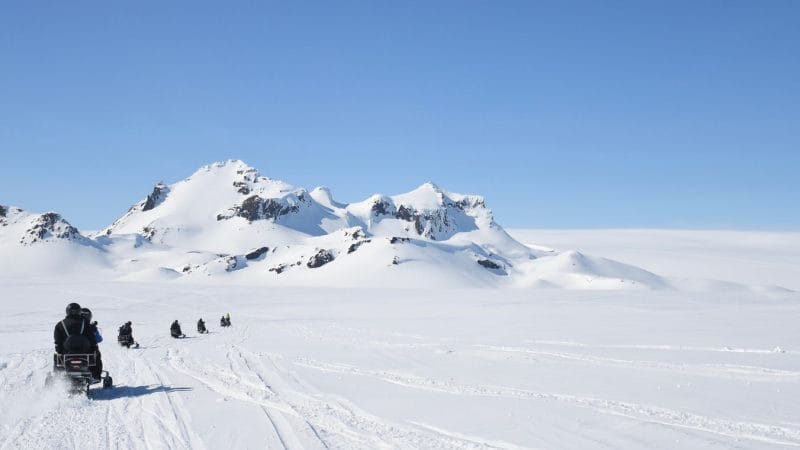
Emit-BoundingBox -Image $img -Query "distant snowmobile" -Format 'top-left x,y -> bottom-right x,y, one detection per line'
197,318 -> 208,334
118,321 -> 139,348
171,320 -> 186,338
220,313 -> 231,327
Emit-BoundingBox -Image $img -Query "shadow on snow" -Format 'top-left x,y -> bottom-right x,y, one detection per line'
90,384 -> 192,400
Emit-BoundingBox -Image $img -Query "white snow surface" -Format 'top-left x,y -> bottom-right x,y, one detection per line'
1,229 -> 799,449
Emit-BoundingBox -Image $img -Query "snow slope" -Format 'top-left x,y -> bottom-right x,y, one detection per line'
509,229 -> 800,291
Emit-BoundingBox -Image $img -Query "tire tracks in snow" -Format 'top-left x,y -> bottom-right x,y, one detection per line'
473,345 -> 800,382
294,357 -> 800,447
166,345 -> 510,449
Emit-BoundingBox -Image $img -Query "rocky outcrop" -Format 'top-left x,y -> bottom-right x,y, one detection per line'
217,194 -> 307,222
0,205 -> 7,217
394,205 -> 451,239
142,183 -> 170,211
20,213 -> 84,245
371,198 -> 396,216
245,246 -> 269,260
269,263 -> 288,274
307,249 -> 335,268
347,240 -> 370,254
477,259 -> 501,270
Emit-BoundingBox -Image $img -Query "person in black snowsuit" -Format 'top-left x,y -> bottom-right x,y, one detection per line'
80,308 -> 104,380
197,318 -> 207,334
54,302 -> 98,376
118,321 -> 134,347
170,320 -> 184,338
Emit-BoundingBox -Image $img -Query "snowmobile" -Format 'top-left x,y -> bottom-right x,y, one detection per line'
117,333 -> 139,348
171,320 -> 185,338
118,322 -> 139,348
46,335 -> 112,396
197,319 -> 208,334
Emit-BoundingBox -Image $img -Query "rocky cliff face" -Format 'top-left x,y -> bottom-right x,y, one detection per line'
19,212 -> 87,245
216,192 -> 309,222
142,183 -> 170,211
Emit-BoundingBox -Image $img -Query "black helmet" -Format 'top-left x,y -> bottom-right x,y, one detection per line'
80,308 -> 92,322
65,302 -> 82,317
126,321 -> 131,326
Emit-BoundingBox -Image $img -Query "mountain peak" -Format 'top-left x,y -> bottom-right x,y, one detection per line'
198,159 -> 254,172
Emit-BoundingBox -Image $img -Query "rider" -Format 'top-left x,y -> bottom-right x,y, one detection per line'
54,302 -> 98,374
170,320 -> 183,338
118,321 -> 134,347
197,318 -> 206,334
80,308 -> 103,380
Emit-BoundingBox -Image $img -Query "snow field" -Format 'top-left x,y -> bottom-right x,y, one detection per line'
1,279 -> 798,449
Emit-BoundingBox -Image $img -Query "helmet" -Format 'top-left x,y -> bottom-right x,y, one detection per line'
126,321 -> 131,326
65,302 -> 82,317
80,308 -> 92,322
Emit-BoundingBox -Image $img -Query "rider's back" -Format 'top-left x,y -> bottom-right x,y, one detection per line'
54,316 -> 96,354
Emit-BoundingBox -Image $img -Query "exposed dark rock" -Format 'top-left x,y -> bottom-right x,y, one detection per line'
224,256 -> 239,272
414,216 -> 425,235
142,226 -> 157,241
394,204 -> 454,239
477,259 -> 501,270
142,183 -> 169,211
307,249 -> 335,268
269,264 -> 288,274
347,240 -> 371,254
233,181 -> 250,195
22,213 -> 83,244
371,199 -> 395,216
344,228 -> 365,240
217,195 -> 301,222
396,205 -> 415,222
0,205 -> 6,217
389,237 -> 410,244
245,246 -> 269,260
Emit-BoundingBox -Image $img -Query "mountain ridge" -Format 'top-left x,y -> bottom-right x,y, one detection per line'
0,160 -> 670,290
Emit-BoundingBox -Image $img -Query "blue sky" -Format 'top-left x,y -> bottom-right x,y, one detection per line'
1,1 -> 798,230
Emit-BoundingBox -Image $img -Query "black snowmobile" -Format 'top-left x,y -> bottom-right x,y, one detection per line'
117,321 -> 139,348
197,319 -> 208,334
171,320 -> 185,338
47,334 -> 112,396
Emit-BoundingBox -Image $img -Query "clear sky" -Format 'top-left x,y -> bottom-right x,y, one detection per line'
1,1 -> 798,230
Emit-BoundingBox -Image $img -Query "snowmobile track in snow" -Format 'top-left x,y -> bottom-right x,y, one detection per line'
294,357 -> 800,447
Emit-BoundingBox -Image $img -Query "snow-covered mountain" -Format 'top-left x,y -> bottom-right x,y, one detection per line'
1,160 -> 668,289
0,204 -> 111,276
0,205 -> 91,246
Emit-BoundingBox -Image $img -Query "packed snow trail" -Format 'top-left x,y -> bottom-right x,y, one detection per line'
1,281 -> 799,449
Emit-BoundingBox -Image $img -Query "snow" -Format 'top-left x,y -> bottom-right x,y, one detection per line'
1,230 -> 799,449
